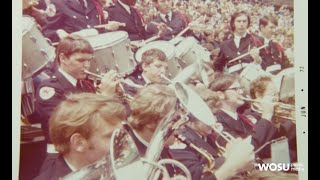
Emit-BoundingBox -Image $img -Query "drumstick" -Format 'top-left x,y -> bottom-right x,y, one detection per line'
135,35 -> 161,47
150,21 -> 173,31
175,16 -> 203,37
227,44 -> 269,64
94,22 -> 126,29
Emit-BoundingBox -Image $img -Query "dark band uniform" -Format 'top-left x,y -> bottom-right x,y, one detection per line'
169,126 -> 225,180
122,69 -> 150,98
34,154 -> 72,180
256,36 -> 292,73
214,110 -> 292,159
122,123 -> 175,176
146,11 -> 188,41
106,1 -> 149,41
35,70 -> 95,143
213,33 -> 260,73
42,0 -> 104,42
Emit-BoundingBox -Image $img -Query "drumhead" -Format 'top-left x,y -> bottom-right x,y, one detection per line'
175,37 -> 197,57
135,41 -> 175,63
22,15 -> 35,35
85,31 -> 128,49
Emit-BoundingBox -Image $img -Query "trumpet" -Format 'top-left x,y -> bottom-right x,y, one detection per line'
240,96 -> 296,122
83,70 -> 134,101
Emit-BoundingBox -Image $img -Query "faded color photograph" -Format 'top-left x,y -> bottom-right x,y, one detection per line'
14,0 -> 307,179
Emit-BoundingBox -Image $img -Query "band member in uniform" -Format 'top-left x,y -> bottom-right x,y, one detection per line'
123,84 -> 255,180
123,84 -> 177,156
213,11 -> 262,73
34,35 -> 121,152
34,93 -> 127,180
146,0 -> 188,40
42,0 -> 106,42
249,75 -> 297,162
209,73 -> 291,159
257,15 -> 291,74
123,48 -> 168,97
105,0 -> 149,40
169,117 -> 255,180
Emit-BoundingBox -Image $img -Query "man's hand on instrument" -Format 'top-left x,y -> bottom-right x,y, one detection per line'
98,70 -> 122,98
95,21 -> 126,31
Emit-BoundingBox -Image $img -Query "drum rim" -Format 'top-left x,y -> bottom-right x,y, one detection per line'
175,37 -> 197,58
135,40 -> 176,63
85,31 -> 129,50
22,61 -> 51,80
22,15 -> 37,35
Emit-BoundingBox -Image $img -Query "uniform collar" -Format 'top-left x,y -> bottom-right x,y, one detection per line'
221,108 -> 238,120
160,11 -> 173,22
234,32 -> 247,40
58,68 -> 77,87
118,0 -> 131,14
63,156 -> 77,172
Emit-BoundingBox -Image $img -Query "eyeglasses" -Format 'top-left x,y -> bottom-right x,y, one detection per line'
223,87 -> 243,91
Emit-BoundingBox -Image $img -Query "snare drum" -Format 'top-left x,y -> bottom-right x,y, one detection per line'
22,16 -> 55,80
175,37 -> 211,69
135,41 -> 181,79
85,31 -> 136,77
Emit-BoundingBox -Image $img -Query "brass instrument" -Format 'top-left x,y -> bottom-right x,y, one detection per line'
172,82 -> 236,154
240,96 -> 296,122
84,70 -> 134,101
175,134 -> 216,175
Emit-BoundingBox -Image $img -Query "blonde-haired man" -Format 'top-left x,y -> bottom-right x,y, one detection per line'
34,93 -> 127,180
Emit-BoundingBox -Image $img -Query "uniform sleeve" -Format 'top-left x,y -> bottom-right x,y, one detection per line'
169,149 -> 217,180
213,43 -> 228,72
35,84 -> 66,143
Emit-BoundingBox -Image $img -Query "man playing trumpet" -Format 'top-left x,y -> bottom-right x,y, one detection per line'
249,75 -> 297,162
34,35 -> 122,153
123,48 -> 168,97
209,73 -> 295,161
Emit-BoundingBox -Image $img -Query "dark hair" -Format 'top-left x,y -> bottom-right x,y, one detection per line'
230,11 -> 251,32
259,15 -> 278,30
55,35 -> 94,65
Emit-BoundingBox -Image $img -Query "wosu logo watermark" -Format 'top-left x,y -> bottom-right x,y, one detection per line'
254,163 -> 304,172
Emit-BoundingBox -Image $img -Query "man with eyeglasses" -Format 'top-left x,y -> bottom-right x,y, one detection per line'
209,73 -> 285,160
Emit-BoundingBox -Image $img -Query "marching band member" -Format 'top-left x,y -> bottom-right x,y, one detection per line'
169,117 -> 255,180
257,15 -> 292,74
123,84 -> 178,176
105,0 -> 149,40
209,73 -> 293,160
34,93 -> 126,180
42,0 -> 106,42
123,48 -> 168,97
34,35 -> 121,152
213,11 -> 262,74
249,75 -> 297,162
146,0 -> 188,40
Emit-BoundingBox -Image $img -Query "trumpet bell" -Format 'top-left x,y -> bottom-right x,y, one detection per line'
174,82 -> 217,126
